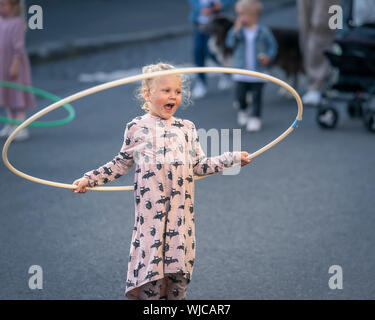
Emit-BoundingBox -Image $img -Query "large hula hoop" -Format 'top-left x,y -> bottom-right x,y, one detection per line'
2,67 -> 303,191
0,81 -> 75,127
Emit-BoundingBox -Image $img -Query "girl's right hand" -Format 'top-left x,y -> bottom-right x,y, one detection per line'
234,17 -> 242,34
201,7 -> 211,16
73,177 -> 89,193
9,61 -> 20,79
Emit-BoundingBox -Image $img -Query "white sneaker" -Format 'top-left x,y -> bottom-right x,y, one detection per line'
192,80 -> 207,99
278,86 -> 293,98
302,90 -> 322,106
12,127 -> 30,141
237,111 -> 248,126
218,75 -> 232,90
318,110 -> 335,125
246,117 -> 262,132
0,124 -> 11,138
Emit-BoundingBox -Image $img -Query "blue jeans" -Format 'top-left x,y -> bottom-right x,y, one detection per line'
235,81 -> 265,118
193,23 -> 210,84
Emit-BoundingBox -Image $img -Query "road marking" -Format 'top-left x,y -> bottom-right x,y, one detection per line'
77,63 -> 222,83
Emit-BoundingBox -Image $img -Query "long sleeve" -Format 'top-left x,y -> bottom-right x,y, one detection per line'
225,26 -> 243,49
189,122 -> 239,176
83,122 -> 136,187
225,26 -> 240,49
263,26 -> 278,62
11,18 -> 25,58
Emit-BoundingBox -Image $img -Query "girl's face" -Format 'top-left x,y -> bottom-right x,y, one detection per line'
236,5 -> 259,27
144,75 -> 182,120
0,0 -> 15,18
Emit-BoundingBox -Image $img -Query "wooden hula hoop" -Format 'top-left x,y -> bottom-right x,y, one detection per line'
2,67 -> 303,191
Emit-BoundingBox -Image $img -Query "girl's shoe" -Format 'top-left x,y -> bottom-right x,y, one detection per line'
0,124 -> 11,138
7,125 -> 30,141
302,90 -> 322,106
218,75 -> 232,90
246,117 -> 262,132
192,80 -> 207,99
237,111 -> 248,126
13,127 -> 30,141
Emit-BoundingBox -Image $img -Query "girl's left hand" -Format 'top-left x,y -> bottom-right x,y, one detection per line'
201,7 -> 211,16
9,60 -> 20,79
234,17 -> 242,34
258,53 -> 271,66
238,151 -> 252,167
212,2 -> 222,12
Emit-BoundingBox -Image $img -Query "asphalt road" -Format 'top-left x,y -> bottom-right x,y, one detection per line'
1,3 -> 374,300
25,0 -> 295,50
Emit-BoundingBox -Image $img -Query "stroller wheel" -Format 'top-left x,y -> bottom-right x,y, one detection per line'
347,98 -> 363,118
317,106 -> 339,129
363,110 -> 375,133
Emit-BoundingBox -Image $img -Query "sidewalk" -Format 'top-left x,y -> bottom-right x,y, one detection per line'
26,0 -> 296,63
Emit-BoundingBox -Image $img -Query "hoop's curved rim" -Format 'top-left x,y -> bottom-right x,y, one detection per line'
2,67 -> 303,191
0,81 -> 75,127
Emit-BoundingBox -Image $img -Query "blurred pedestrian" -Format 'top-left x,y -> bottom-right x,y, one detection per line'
225,0 -> 277,132
188,0 -> 235,99
0,0 -> 35,141
297,0 -> 340,106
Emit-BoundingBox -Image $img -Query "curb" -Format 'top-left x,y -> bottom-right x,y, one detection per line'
28,25 -> 192,63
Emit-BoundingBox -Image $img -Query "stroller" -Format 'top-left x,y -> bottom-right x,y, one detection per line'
316,2 -> 375,132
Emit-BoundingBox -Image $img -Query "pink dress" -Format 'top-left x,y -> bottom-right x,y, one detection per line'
0,16 -> 35,111
83,112 -> 237,299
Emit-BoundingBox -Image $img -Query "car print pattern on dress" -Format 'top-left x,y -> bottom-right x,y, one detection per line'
83,113 -> 237,299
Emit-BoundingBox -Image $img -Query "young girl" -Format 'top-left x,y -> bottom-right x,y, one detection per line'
225,0 -> 278,132
0,0 -> 35,141
73,62 -> 252,300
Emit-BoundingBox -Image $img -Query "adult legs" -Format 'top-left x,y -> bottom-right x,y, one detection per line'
193,23 -> 210,85
298,0 -> 338,93
306,0 -> 338,92
297,0 -> 312,61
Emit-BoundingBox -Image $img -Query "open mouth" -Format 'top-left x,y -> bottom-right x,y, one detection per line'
164,103 -> 175,112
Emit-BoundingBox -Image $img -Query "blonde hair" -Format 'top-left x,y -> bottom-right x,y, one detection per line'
6,0 -> 26,30
7,0 -> 24,17
236,0 -> 263,15
136,62 -> 191,113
